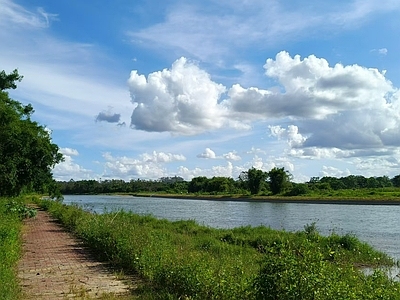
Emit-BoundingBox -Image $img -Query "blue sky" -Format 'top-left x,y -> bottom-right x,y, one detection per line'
1,0 -> 400,182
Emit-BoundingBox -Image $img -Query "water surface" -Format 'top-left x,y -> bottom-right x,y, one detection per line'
63,194 -> 400,260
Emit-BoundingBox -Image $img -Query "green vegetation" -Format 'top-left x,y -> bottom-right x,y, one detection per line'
0,69 -> 63,197
57,170 -> 400,202
0,197 -> 37,299
37,197 -> 400,299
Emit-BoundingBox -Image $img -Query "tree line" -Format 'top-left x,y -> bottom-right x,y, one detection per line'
0,69 -> 63,197
57,168 -> 400,196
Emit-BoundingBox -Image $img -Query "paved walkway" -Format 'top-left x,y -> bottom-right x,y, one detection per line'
17,208 -> 136,299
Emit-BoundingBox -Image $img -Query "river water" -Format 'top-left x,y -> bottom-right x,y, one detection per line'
63,195 -> 400,260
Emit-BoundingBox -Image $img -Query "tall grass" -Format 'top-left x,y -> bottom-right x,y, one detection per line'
0,197 -> 28,300
38,198 -> 400,299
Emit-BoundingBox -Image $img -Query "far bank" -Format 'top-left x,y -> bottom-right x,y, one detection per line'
130,193 -> 400,205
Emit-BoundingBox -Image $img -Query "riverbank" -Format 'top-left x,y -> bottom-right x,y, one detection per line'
130,193 -> 400,205
37,197 -> 400,299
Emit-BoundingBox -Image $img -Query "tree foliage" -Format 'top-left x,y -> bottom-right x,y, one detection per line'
268,167 -> 292,195
0,69 -> 63,196
0,69 -> 23,91
239,167 -> 268,195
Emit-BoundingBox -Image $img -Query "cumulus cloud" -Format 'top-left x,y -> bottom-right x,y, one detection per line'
141,151 -> 186,163
197,148 -> 216,159
127,52 -> 400,154
223,151 -> 241,161
228,51 -> 394,120
319,166 -> 351,178
128,57 -> 231,135
60,147 -> 79,156
229,51 -> 400,157
288,147 -> 351,159
102,151 -> 186,179
126,51 -> 400,165
177,162 -> 235,180
53,148 -> 92,181
269,125 -> 307,148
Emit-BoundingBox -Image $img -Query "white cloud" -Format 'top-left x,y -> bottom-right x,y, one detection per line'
288,147 -> 351,160
60,147 -> 79,156
197,148 -> 217,159
319,166 -> 351,178
269,125 -> 307,148
177,166 -> 204,181
53,149 -> 93,181
123,51 -> 400,158
211,161 -> 234,178
228,51 -> 400,157
141,151 -> 186,163
102,151 -> 185,180
246,147 -> 267,155
223,151 -> 241,161
128,57 -> 233,135
177,162 -> 235,180
228,52 -> 393,118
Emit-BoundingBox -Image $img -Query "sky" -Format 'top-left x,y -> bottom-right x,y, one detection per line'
1,0 -> 400,183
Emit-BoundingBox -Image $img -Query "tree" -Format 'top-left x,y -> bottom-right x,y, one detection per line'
239,167 -> 268,195
0,69 -> 23,91
392,175 -> 400,188
206,177 -> 234,194
188,176 -> 209,193
268,167 -> 291,195
0,69 -> 63,196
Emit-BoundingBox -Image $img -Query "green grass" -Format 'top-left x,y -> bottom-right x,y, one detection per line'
0,197 -> 32,300
37,197 -> 400,299
132,187 -> 400,202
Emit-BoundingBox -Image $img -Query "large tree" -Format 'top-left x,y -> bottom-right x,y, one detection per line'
0,69 -> 63,196
239,167 -> 268,195
268,167 -> 292,195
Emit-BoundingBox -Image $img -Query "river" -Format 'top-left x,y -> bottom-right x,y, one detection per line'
63,194 -> 400,260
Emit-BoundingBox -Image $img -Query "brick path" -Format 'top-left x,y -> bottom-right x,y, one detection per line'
17,208 -> 136,299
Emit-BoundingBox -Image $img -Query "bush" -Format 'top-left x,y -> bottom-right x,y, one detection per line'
286,183 -> 309,196
253,241 -> 400,300
5,199 -> 37,219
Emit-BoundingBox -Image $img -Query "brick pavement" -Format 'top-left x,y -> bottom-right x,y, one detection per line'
17,208 -> 135,299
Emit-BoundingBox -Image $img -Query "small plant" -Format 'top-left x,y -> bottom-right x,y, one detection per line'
304,222 -> 318,236
5,200 -> 37,219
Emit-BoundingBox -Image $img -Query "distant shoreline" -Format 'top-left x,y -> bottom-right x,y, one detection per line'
130,194 -> 400,205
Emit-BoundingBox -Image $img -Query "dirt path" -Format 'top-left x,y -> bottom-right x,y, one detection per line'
17,208 -> 137,299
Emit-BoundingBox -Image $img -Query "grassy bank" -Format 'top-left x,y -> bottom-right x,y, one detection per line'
131,187 -> 400,204
0,197 -> 36,299
37,197 -> 400,299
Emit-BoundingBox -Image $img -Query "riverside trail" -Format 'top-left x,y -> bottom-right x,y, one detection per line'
17,207 -> 138,299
